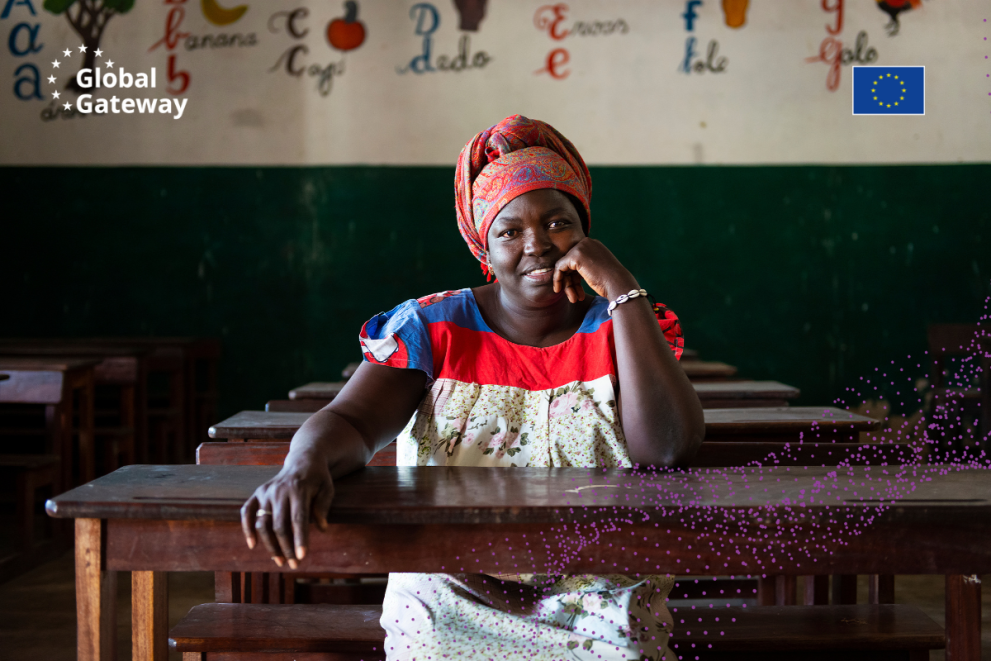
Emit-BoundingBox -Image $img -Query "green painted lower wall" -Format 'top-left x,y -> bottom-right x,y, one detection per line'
3,165 -> 988,418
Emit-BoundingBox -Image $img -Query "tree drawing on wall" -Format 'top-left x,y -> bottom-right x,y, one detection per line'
44,0 -> 135,91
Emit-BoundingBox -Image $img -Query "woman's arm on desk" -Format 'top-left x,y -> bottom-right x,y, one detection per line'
241,362 -> 426,568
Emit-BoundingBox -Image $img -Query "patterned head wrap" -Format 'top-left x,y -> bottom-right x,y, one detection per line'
455,115 -> 592,279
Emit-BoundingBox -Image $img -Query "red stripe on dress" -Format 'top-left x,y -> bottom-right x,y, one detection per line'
428,321 -> 616,390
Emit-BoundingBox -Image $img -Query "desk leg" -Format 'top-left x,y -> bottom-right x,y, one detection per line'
803,576 -> 829,605
76,519 -> 116,661
78,378 -> 96,484
831,574 -> 857,605
868,574 -> 895,604
132,571 -> 168,661
946,574 -> 981,661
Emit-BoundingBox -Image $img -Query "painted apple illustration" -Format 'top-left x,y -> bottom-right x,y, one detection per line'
327,1 -> 366,51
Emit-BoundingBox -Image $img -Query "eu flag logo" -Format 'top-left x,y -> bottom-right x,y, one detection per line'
852,66 -> 925,115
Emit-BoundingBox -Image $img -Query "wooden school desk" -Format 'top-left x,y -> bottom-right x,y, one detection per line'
208,406 -> 891,467
0,342 -> 151,471
47,464 -> 989,661
86,337 -> 221,462
0,356 -> 98,489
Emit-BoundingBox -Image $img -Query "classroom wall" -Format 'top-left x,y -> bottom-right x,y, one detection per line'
3,1 -> 987,164
3,164 -> 988,417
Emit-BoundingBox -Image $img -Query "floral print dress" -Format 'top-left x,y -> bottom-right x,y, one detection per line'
359,289 -> 684,661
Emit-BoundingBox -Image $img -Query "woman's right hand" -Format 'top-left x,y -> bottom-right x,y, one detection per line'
240,452 -> 335,569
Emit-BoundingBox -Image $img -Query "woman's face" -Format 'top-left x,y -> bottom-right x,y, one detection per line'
485,188 -> 586,302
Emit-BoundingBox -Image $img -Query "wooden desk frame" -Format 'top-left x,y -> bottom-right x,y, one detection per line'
74,516 -> 986,661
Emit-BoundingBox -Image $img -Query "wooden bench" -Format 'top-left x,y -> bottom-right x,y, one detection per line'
0,454 -> 63,583
169,602 -> 944,661
86,336 -> 222,462
0,357 -> 97,489
0,454 -> 59,549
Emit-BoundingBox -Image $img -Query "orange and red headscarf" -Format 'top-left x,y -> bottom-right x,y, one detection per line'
455,115 -> 592,279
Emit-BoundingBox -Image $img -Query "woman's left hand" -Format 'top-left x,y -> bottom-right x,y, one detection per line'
552,238 -> 639,303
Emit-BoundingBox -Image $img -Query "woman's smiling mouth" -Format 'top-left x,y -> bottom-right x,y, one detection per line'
523,267 -> 554,282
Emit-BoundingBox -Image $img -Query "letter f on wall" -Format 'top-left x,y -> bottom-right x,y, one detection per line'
683,0 -> 702,31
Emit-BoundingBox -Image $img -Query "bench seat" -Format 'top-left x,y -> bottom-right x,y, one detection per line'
170,602 -> 944,661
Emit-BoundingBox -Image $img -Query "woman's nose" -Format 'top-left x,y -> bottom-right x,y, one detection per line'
523,229 -> 552,256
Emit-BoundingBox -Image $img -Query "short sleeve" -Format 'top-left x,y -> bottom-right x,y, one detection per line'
359,299 -> 433,380
652,302 -> 684,361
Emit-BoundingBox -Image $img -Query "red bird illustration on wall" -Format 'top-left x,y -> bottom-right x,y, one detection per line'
874,0 -> 923,36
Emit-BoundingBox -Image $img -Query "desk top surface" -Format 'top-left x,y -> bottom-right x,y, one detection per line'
289,382 -> 346,400
0,341 -> 153,358
693,380 -> 800,398
46,463 -> 990,525
0,356 -> 102,371
681,361 -> 738,378
209,406 -> 877,439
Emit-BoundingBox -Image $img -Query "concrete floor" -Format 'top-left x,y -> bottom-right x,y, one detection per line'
0,553 -> 988,660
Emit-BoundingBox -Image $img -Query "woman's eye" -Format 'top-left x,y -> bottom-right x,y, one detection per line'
501,229 -> 518,238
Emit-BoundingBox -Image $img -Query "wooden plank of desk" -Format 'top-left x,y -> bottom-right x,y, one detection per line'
209,407 -> 878,443
705,406 -> 879,440
694,380 -> 801,402
0,343 -> 152,383
682,360 -> 738,380
75,519 -> 116,661
197,439 -> 913,469
946,574 -> 982,661
132,570 -> 168,661
47,464 -> 991,527
0,357 -> 99,403
209,411 -> 312,440
197,441 -> 398,467
289,382 -> 346,400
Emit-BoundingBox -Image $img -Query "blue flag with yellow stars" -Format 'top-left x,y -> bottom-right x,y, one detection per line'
853,66 -> 925,115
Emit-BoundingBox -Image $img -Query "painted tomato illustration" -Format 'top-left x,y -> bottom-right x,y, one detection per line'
327,1 -> 366,51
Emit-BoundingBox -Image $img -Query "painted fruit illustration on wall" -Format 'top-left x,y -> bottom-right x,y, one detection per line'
327,1 -> 366,51
202,0 -> 248,26
721,0 -> 749,28
453,0 -> 488,31
874,0 -> 923,36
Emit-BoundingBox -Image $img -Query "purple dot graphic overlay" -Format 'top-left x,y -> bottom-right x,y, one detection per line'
383,286 -> 991,660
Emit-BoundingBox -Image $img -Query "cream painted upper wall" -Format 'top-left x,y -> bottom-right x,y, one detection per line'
0,0 -> 988,165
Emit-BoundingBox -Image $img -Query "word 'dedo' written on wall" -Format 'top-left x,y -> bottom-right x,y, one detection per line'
74,67 -> 188,119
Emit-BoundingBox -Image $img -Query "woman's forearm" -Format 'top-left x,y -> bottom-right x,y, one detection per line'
610,294 -> 705,468
285,408 -> 378,480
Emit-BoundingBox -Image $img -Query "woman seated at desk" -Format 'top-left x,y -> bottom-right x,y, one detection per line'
241,115 -> 705,660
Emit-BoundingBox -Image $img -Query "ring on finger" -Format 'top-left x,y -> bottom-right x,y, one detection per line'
256,509 -> 270,516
